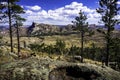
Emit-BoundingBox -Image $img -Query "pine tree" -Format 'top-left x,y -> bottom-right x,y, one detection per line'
0,0 -> 25,54
15,18 -> 25,56
97,0 -> 120,66
72,10 -> 90,62
12,4 -> 26,56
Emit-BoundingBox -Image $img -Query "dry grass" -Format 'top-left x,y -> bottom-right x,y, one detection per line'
2,33 -> 105,48
84,58 -> 102,66
0,34 -> 105,64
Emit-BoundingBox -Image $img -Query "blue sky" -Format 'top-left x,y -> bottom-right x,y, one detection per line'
19,0 -> 98,10
17,0 -> 120,25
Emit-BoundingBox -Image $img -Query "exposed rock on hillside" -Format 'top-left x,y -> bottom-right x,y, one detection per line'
27,22 -> 60,36
0,57 -> 120,80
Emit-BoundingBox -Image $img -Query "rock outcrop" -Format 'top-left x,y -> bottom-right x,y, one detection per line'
0,57 -> 120,80
27,22 -> 60,36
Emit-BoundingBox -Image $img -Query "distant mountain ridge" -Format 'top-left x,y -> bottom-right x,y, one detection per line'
0,23 -> 119,36
0,26 -> 28,36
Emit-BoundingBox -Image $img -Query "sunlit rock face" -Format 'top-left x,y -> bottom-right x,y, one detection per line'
27,22 -> 60,36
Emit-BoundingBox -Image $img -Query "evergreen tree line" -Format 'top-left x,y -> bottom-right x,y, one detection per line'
72,0 -> 120,67
28,39 -> 120,68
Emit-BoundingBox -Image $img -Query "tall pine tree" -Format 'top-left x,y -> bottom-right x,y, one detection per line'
72,10 -> 90,62
0,0 -> 25,53
15,18 -> 26,56
97,0 -> 120,66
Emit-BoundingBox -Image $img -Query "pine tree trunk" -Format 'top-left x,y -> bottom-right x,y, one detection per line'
106,39 -> 110,66
106,27 -> 110,66
81,30 -> 84,63
81,32 -> 84,56
16,21 -> 20,56
8,0 -> 13,52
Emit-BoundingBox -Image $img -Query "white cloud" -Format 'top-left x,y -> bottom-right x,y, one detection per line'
21,5 -> 24,8
117,1 -> 120,5
25,10 -> 33,15
23,2 -> 103,25
26,5 -> 41,11
115,15 -> 120,20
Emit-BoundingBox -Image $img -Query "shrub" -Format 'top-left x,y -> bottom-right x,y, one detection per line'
29,43 -> 45,52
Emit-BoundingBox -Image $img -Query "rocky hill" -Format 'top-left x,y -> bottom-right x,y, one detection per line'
0,57 -> 120,80
27,22 -> 77,36
0,23 -> 73,37
27,22 -> 60,36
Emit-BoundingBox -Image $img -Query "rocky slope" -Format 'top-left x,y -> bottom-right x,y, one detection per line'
27,22 -> 60,36
0,23 -> 75,37
0,57 -> 120,80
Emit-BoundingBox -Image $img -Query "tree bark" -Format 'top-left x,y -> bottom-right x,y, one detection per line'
106,39 -> 110,66
16,21 -> 20,56
105,26 -> 110,66
80,29 -> 84,63
81,32 -> 84,56
8,0 -> 13,52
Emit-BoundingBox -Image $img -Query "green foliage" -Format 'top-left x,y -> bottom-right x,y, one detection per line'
29,40 -> 66,55
54,39 -> 66,55
72,10 -> 88,57
84,47 -> 102,61
29,43 -> 45,52
69,45 -> 80,56
0,49 -> 3,56
72,10 -> 94,58
55,40 -> 65,49
110,38 -> 120,62
89,43 -> 96,60
87,29 -> 94,36
44,45 -> 54,55
0,0 -> 26,53
0,0 -> 25,23
0,36 -> 2,39
96,0 -> 120,66
72,10 -> 88,33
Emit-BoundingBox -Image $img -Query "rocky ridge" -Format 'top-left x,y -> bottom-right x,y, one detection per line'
0,57 -> 120,80
27,22 -> 60,36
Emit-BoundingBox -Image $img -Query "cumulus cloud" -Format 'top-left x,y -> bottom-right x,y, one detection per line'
117,1 -> 120,5
25,10 -> 34,15
23,2 -> 102,25
26,5 -> 41,11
